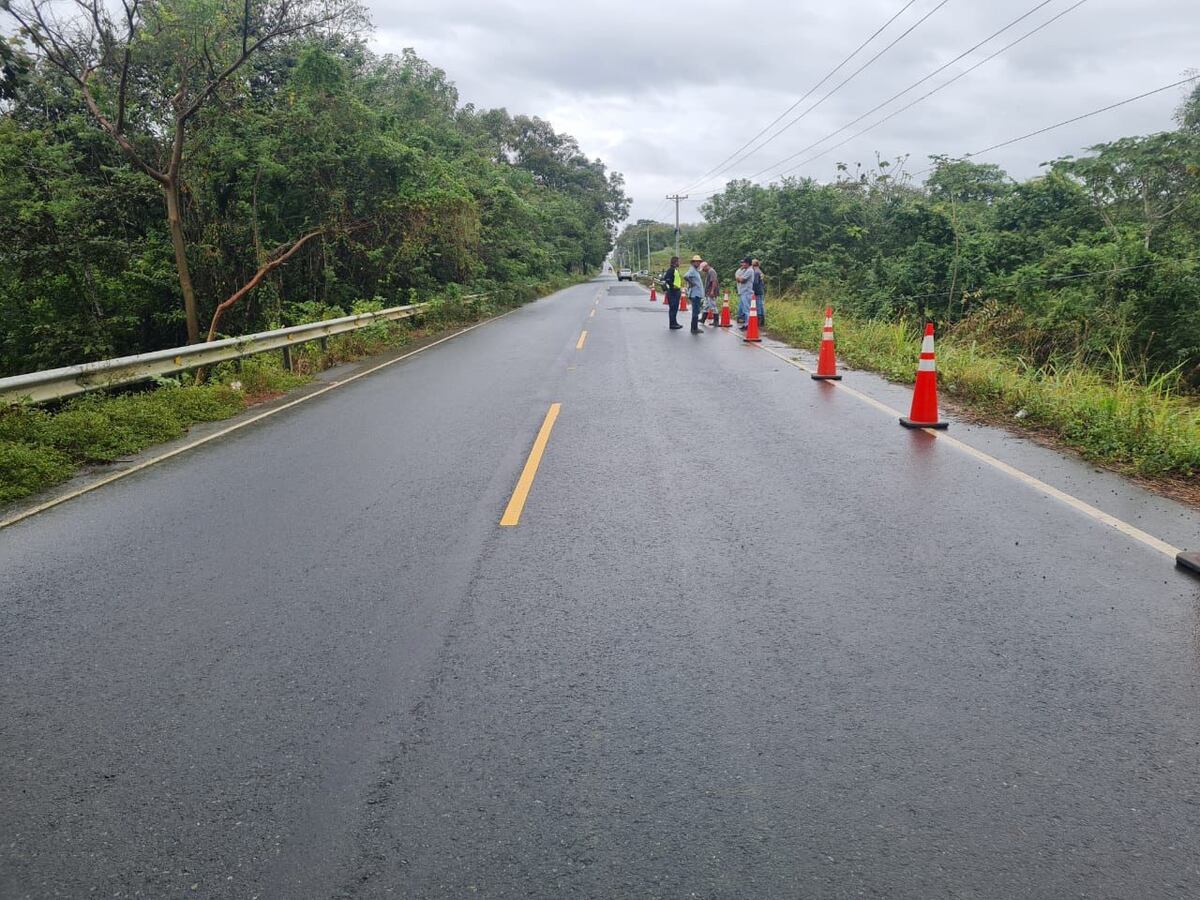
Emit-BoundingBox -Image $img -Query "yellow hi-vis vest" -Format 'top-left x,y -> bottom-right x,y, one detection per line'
672,269 -> 683,289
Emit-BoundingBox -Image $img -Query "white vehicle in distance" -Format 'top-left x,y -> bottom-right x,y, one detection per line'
617,267 -> 633,281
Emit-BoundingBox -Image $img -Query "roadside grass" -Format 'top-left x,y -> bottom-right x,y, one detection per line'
767,296 -> 1200,480
0,277 -> 585,509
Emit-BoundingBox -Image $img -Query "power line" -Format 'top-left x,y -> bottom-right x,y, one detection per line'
765,0 -> 1091,183
744,0 -> 1074,185
685,72 -> 1197,225
914,74 -> 1200,174
674,0 -> 923,195
684,0 -> 954,191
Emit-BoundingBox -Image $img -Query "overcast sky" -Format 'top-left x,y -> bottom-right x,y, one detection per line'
368,0 -> 1197,226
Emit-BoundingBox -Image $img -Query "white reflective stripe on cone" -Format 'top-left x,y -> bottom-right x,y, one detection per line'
918,358 -> 937,372
921,334 -> 936,353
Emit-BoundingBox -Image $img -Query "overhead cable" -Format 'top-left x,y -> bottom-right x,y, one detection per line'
747,0 -> 1078,183
674,0 -> 924,195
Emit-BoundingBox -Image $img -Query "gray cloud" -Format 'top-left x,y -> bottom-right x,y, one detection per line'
368,0 -> 1198,223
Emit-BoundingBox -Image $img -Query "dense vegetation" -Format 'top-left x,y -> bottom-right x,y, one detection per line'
618,89 -> 1200,390
0,0 -> 628,377
691,88 -> 1200,389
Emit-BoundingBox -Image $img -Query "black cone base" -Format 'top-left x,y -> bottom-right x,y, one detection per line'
811,374 -> 842,381
900,417 -> 949,430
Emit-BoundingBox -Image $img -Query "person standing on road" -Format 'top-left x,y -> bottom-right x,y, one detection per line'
684,255 -> 706,334
735,257 -> 754,329
752,259 -> 766,327
703,262 -> 720,322
663,256 -> 683,330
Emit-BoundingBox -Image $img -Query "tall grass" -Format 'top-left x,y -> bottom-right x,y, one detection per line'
768,296 -> 1200,479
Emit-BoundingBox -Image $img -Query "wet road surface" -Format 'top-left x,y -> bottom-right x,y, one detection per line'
3,277 -> 1200,898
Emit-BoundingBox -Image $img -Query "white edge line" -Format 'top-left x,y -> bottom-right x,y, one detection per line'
747,335 -> 1183,560
0,307 -> 523,531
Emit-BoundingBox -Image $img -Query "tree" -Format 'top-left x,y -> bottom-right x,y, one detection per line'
2,0 -> 365,342
1053,133 -> 1200,251
1,37 -> 630,375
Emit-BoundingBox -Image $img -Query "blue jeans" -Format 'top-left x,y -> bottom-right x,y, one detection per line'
737,294 -> 751,322
689,295 -> 703,329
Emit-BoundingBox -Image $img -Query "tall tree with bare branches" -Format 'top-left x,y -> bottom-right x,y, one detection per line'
2,0 -> 364,342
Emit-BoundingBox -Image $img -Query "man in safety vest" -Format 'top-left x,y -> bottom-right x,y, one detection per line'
662,255 -> 684,330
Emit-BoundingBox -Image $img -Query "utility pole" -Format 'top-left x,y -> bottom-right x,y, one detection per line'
646,222 -> 651,273
665,194 -> 688,260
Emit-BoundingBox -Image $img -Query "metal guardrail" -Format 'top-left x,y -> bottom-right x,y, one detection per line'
0,300 -> 457,405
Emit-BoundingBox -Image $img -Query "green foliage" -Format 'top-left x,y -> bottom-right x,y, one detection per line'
0,441 -> 73,504
0,18 -> 628,375
0,381 -> 245,502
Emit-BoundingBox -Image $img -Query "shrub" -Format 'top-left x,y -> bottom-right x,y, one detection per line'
0,441 -> 74,504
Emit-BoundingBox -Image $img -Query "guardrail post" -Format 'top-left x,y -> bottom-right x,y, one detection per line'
319,337 -> 329,354
281,346 -> 293,372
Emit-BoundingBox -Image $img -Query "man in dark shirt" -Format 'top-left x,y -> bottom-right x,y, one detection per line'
662,256 -> 683,330
703,263 -> 720,323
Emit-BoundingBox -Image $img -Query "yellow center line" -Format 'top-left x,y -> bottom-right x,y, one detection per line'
589,309 -> 596,318
576,330 -> 588,350
743,333 -> 1183,560
500,403 -> 562,527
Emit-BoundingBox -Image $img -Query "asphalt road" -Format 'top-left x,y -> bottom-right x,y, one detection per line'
3,277 -> 1200,899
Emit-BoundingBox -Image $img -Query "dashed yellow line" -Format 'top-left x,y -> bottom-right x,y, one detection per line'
589,309 -> 596,318
576,330 -> 588,350
747,337 -> 1183,560
500,403 -> 561,527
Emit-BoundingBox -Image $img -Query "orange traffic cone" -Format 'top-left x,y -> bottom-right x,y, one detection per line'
811,306 -> 842,381
719,293 -> 731,327
662,287 -> 669,305
650,286 -> 657,303
900,323 -> 948,430
680,293 -> 689,312
744,296 -> 762,342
